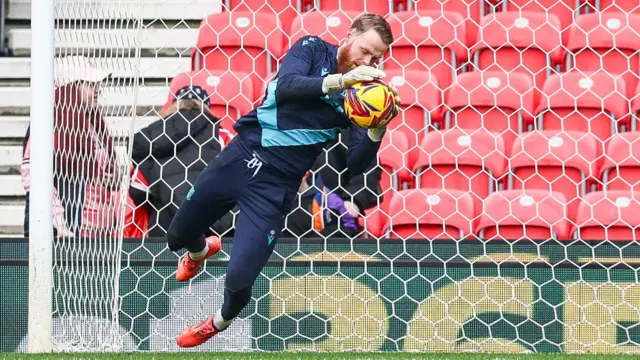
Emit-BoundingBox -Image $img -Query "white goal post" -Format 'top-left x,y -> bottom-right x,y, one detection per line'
27,0 -> 54,353
26,0 -> 144,353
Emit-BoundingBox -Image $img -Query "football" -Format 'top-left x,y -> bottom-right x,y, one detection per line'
344,81 -> 396,129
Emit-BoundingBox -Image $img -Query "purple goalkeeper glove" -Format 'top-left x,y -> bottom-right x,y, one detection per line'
326,193 -> 358,232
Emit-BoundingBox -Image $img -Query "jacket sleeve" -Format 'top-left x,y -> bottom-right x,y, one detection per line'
346,124 -> 382,176
319,131 -> 381,211
131,111 -> 215,162
274,36 -> 326,104
344,161 -> 382,211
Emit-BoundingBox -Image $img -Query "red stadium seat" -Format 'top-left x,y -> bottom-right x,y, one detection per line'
225,0 -> 303,32
566,13 -> 640,95
192,11 -> 286,86
385,11 -> 468,91
471,11 -> 563,91
444,71 -> 536,151
383,70 -> 443,166
535,72 -> 628,143
317,0 -> 391,15
379,129 -> 412,191
409,0 -> 485,45
163,70 -> 255,134
359,208 -> 383,238
504,0 -> 583,43
630,81 -> 640,131
413,128 -> 507,211
509,131 -> 602,219
288,11 -> 361,47
574,190 -> 640,241
598,0 -> 640,14
362,130 -> 411,238
601,132 -> 640,190
382,188 -> 476,240
476,190 -> 571,240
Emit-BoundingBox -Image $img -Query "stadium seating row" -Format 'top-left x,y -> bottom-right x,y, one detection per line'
224,0 -> 640,44
376,188 -> 640,241
193,9 -> 640,93
381,128 -> 640,187
169,68 -> 637,151
382,128 -> 638,195
362,128 -> 640,237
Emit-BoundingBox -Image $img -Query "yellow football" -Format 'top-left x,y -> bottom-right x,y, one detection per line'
344,81 -> 395,129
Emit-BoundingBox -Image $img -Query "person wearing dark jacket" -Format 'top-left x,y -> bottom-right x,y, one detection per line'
311,126 -> 382,221
129,85 -> 236,238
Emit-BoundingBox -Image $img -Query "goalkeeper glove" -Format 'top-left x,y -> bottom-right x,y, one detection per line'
322,65 -> 386,94
367,82 -> 402,142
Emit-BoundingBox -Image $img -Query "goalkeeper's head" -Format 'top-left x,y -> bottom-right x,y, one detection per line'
337,13 -> 394,74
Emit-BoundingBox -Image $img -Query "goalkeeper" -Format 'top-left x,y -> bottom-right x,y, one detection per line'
167,13 -> 401,347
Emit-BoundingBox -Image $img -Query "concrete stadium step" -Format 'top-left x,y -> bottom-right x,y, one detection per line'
0,57 -> 191,80
1,116 -> 160,139
0,204 -> 23,235
0,146 -> 22,173
7,0 -> 221,21
0,175 -> 25,197
8,27 -> 199,54
0,145 -> 130,174
0,85 -> 170,111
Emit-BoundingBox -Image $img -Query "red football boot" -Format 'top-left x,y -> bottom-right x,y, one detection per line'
175,236 -> 222,281
176,316 -> 218,348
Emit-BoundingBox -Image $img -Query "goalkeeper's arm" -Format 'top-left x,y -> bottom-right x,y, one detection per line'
345,125 -> 384,176
275,36 -> 385,104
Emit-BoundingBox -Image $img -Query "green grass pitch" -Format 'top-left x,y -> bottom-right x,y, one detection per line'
1,353 -> 639,360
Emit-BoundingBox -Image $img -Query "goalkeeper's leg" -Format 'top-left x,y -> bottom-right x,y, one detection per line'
165,144 -> 241,281
176,175 -> 297,348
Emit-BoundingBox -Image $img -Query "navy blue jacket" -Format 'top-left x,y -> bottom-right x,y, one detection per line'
234,35 -> 382,179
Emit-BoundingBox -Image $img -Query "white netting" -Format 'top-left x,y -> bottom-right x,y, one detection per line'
46,0 -> 143,352
5,0 -> 640,355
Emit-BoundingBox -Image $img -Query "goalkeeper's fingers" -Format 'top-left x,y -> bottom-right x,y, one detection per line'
353,65 -> 386,79
387,83 -> 402,105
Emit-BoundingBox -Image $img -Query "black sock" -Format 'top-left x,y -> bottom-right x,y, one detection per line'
183,235 -> 206,254
221,286 -> 252,320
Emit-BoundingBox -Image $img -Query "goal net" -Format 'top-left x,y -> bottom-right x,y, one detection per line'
9,0 -> 640,355
37,0 -> 144,352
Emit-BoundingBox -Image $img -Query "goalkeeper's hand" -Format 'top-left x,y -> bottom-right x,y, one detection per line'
322,65 -> 386,94
367,82 -> 402,142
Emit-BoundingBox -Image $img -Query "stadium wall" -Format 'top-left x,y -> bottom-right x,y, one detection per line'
2,237 -> 640,353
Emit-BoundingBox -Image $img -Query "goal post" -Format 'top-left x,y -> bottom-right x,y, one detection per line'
27,0 -> 55,353
25,0 -> 145,353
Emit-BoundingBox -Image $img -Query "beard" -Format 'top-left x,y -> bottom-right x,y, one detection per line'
337,42 -> 355,74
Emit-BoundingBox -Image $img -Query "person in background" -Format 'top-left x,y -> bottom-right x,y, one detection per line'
127,85 -> 236,238
22,55 -> 121,238
284,171 -> 360,239
311,126 -> 382,225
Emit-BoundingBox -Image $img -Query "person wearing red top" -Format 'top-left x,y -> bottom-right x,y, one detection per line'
22,56 -> 120,238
